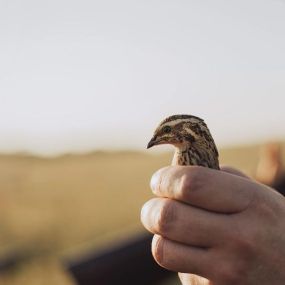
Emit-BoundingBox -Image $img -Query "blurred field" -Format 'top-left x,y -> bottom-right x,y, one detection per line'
0,143 -> 284,285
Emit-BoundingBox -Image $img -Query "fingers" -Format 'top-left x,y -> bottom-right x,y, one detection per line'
150,166 -> 256,213
141,198 -> 228,247
179,273 -> 210,285
152,235 -> 211,279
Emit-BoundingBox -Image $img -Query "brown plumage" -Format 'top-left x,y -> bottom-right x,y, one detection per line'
147,114 -> 220,169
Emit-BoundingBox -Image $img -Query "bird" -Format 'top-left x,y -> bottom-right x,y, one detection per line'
147,114 -> 220,169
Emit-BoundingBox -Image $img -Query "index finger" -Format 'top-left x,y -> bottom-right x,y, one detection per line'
150,166 -> 257,213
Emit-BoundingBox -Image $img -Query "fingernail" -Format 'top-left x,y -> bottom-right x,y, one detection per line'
141,200 -> 155,229
140,203 -> 148,224
150,170 -> 161,193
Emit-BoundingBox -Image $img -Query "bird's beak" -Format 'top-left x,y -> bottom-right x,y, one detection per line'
147,136 -> 159,149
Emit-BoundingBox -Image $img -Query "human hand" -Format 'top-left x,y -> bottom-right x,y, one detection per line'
141,166 -> 285,285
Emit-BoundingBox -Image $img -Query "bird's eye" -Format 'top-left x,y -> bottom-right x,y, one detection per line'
162,126 -> 171,133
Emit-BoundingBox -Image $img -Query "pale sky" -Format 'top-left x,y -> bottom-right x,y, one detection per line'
0,0 -> 285,155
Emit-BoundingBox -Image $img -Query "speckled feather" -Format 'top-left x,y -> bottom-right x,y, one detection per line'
148,114 -> 220,170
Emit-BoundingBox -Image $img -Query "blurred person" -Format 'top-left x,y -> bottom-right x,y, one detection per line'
141,165 -> 285,284
255,142 -> 285,196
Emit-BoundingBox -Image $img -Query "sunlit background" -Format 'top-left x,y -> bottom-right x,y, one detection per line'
1,0 -> 285,155
0,0 -> 285,285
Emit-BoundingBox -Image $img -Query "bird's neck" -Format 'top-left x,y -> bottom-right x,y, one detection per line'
172,144 -> 220,170
172,145 -> 189,166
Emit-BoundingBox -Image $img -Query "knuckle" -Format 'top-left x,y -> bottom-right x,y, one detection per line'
214,236 -> 250,284
255,196 -> 279,221
179,166 -> 204,200
229,219 -> 256,255
230,232 -> 253,253
156,199 -> 176,234
216,262 -> 244,285
236,235 -> 255,254
222,272 -> 242,285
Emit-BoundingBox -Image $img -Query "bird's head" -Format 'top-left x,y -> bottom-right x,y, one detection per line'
147,114 -> 218,155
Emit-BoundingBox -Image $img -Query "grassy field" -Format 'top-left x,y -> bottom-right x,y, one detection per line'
0,143 -> 284,285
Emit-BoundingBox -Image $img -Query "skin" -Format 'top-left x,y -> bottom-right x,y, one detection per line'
141,165 -> 285,285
